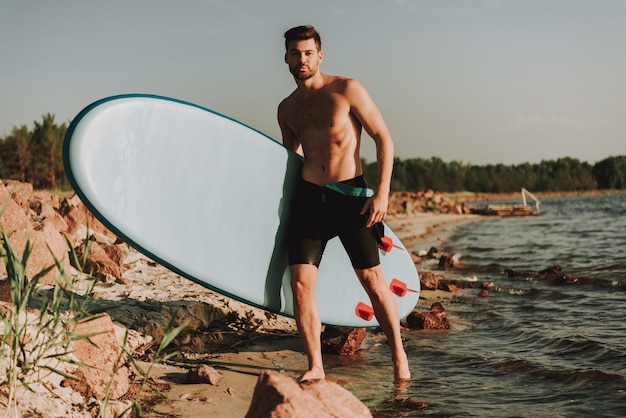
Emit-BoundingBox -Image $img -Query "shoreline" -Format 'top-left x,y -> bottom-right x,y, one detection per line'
140,212 -> 481,417
384,212 -> 483,252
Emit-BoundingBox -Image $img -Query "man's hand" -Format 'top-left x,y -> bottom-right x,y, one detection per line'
361,192 -> 388,227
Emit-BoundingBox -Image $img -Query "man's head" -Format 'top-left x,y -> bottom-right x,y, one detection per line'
284,25 -> 321,52
284,25 -> 323,81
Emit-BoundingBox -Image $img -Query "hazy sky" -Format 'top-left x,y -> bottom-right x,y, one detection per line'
2,0 -> 625,164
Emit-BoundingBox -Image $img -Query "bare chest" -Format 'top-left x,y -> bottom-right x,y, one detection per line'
288,93 -> 347,136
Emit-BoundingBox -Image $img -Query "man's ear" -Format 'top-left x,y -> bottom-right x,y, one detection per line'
319,50 -> 323,63
284,52 -> 288,63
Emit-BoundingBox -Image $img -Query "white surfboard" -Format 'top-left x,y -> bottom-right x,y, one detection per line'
63,94 -> 419,327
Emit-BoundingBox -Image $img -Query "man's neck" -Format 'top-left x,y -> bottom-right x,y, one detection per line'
295,72 -> 326,93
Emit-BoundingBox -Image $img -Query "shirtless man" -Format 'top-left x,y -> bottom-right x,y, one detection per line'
278,25 -> 411,382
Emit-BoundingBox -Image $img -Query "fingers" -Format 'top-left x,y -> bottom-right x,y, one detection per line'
367,209 -> 386,227
362,196 -> 387,227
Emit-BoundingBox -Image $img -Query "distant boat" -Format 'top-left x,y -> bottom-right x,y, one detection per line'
471,188 -> 540,217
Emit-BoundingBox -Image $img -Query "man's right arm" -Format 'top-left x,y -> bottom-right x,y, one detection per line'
278,102 -> 302,155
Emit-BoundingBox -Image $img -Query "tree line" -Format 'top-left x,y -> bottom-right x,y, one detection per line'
0,114 -> 67,190
363,155 -> 626,193
1,114 -> 624,192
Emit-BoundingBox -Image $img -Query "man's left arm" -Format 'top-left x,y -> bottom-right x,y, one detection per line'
347,79 -> 395,227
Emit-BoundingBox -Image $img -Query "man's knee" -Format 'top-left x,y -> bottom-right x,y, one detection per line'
290,264 -> 318,296
355,266 -> 386,294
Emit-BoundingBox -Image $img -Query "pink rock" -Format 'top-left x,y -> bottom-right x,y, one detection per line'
68,313 -> 130,400
406,302 -> 450,330
246,370 -> 372,418
73,241 -> 122,281
442,283 -> 458,293
419,271 -> 439,291
0,181 -> 30,236
2,180 -> 33,210
59,195 -> 116,242
187,365 -> 223,385
5,223 -> 71,286
321,326 -> 366,355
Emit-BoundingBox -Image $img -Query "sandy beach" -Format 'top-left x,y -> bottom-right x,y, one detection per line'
127,212 -> 480,417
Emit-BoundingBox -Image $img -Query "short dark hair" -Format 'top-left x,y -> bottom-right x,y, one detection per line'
284,25 -> 322,52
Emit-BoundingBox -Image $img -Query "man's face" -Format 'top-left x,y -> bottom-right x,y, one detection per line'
285,38 -> 322,80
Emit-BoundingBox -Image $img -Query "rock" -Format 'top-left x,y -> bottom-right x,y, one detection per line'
410,252 -> 423,264
0,279 -> 11,302
3,223 -> 71,286
245,370 -> 372,418
66,313 -> 130,400
539,265 -> 563,276
41,211 -> 69,233
479,289 -> 489,297
482,282 -> 496,291
321,326 -> 366,355
58,196 -> 87,238
506,265 -> 585,285
32,189 -> 60,211
3,180 -> 33,210
449,203 -> 464,214
73,241 -> 122,280
440,283 -> 458,293
426,247 -> 440,258
30,198 -> 57,220
430,302 -> 445,313
406,302 -> 450,330
438,254 -> 454,269
387,189 -> 469,214
0,181 -> 31,237
187,365 -> 223,385
104,243 -> 129,267
59,194 -> 116,244
418,271 -> 439,291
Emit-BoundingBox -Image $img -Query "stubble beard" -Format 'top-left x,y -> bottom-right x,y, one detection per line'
290,63 -> 318,80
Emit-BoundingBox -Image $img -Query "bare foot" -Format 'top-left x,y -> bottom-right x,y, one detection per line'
298,367 -> 325,383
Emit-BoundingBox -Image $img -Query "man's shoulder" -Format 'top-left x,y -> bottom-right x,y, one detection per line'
326,74 -> 355,86
325,76 -> 365,95
278,91 -> 298,113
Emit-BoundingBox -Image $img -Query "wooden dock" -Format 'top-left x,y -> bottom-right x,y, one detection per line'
471,188 -> 540,217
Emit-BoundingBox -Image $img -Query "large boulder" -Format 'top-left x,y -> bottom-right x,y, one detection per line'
65,313 -> 130,400
2,223 -> 71,286
246,370 -> 372,418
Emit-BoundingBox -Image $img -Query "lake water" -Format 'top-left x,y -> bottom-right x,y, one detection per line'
323,193 -> 626,417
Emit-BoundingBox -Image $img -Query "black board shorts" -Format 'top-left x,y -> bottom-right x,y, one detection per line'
287,175 -> 382,270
